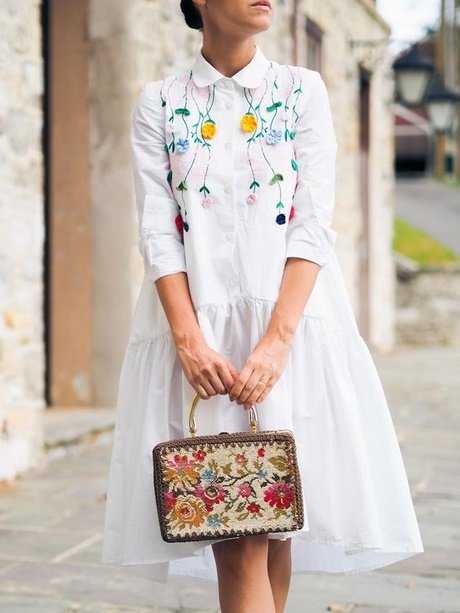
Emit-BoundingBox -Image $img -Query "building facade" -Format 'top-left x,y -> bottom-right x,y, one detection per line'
1,0 -> 394,478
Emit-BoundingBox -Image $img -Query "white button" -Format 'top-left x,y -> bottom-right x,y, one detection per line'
224,142 -> 231,151
224,184 -> 232,195
225,232 -> 234,242
225,101 -> 232,110
222,79 -> 233,89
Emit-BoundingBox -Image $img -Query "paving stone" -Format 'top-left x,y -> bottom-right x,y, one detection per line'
0,347 -> 459,612
0,594 -> 73,612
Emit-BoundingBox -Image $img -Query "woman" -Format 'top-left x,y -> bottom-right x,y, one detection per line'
102,1 -> 423,611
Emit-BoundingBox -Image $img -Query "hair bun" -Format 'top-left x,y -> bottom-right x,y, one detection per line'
180,0 -> 203,30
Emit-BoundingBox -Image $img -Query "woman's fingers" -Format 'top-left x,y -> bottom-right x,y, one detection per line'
184,352 -> 239,398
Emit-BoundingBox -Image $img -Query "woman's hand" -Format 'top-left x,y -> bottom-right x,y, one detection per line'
229,332 -> 292,410
176,335 -> 238,400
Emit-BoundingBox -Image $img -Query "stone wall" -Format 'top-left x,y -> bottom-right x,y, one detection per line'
397,270 -> 460,347
0,0 -> 44,478
300,0 -> 394,350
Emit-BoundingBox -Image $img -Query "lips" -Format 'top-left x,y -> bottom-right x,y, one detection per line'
252,0 -> 272,8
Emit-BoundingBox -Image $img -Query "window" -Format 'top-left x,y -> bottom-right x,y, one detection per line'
306,18 -> 323,72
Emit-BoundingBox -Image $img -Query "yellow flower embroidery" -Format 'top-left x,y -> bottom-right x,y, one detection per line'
170,495 -> 207,530
201,122 -> 217,139
241,114 -> 258,133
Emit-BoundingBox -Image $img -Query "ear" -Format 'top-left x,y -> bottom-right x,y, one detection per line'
193,0 -> 206,8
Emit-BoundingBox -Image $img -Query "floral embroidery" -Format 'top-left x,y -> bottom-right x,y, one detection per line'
176,138 -> 190,153
241,113 -> 258,133
238,483 -> 252,498
170,494 -> 208,530
289,206 -> 295,222
158,440 -> 301,540
276,213 -> 286,226
175,214 -> 184,235
207,514 -> 223,529
164,454 -> 200,488
264,481 -> 295,509
160,63 -> 306,231
266,129 -> 282,145
247,502 -> 261,514
201,468 -> 217,482
235,453 -> 247,465
202,121 -> 217,139
194,483 -> 226,508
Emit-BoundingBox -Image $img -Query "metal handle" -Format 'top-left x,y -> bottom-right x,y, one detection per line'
188,393 -> 258,437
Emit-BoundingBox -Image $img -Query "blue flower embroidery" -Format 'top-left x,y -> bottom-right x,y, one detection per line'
266,129 -> 282,145
258,469 -> 268,478
201,469 -> 217,483
176,138 -> 190,154
207,514 -> 222,529
183,221 -> 190,232
276,214 -> 286,225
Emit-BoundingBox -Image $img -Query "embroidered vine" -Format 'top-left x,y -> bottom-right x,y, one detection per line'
160,63 -> 306,230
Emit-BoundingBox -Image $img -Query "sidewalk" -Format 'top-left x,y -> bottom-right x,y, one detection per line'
0,346 -> 459,612
395,178 -> 460,256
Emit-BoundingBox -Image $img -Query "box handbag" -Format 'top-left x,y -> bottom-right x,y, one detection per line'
152,394 -> 304,543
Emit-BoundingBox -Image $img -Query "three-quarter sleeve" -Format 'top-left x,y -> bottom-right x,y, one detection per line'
131,82 -> 186,284
286,69 -> 338,267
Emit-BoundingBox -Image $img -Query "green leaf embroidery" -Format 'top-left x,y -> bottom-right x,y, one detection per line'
291,159 -> 298,171
167,170 -> 173,186
276,201 -> 284,209
268,455 -> 289,472
249,180 -> 260,190
269,174 -> 284,185
290,131 -> 295,140
199,185 -> 210,195
176,180 -> 187,192
266,101 -> 282,112
164,144 -> 169,154
168,141 -> 175,153
175,108 -> 190,116
161,99 -> 166,108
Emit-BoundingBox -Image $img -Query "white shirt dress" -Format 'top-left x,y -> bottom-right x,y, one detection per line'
102,48 -> 423,581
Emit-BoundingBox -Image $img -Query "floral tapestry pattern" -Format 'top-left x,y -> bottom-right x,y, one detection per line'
154,436 -> 304,542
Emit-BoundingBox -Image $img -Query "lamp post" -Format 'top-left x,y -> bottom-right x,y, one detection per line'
393,47 -> 460,178
426,77 -> 460,133
426,77 -> 460,177
392,47 -> 435,106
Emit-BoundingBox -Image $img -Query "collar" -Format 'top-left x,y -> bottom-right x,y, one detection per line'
191,47 -> 271,89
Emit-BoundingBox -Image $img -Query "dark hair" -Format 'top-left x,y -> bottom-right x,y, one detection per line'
180,0 -> 203,30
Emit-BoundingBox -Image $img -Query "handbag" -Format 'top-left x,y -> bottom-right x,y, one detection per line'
152,394 -> 304,543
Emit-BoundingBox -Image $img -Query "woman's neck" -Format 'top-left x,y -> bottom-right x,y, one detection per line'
201,37 -> 258,78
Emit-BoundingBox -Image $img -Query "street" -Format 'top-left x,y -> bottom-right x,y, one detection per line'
0,346 -> 459,612
395,178 -> 460,256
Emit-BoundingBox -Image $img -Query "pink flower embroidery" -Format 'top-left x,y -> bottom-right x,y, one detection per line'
201,197 -> 212,208
289,206 -> 295,221
235,454 -> 247,466
237,483 -> 252,498
246,193 -> 258,206
264,481 -> 295,510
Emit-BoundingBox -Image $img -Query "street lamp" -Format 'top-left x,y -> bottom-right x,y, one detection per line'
426,77 -> 460,134
392,47 -> 435,107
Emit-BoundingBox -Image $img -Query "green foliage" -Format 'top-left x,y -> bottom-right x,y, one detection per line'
393,217 -> 459,267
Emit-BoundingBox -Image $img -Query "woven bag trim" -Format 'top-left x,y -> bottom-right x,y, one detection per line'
152,430 -> 304,543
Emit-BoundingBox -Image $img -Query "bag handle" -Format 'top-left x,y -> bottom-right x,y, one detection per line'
188,393 -> 259,437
